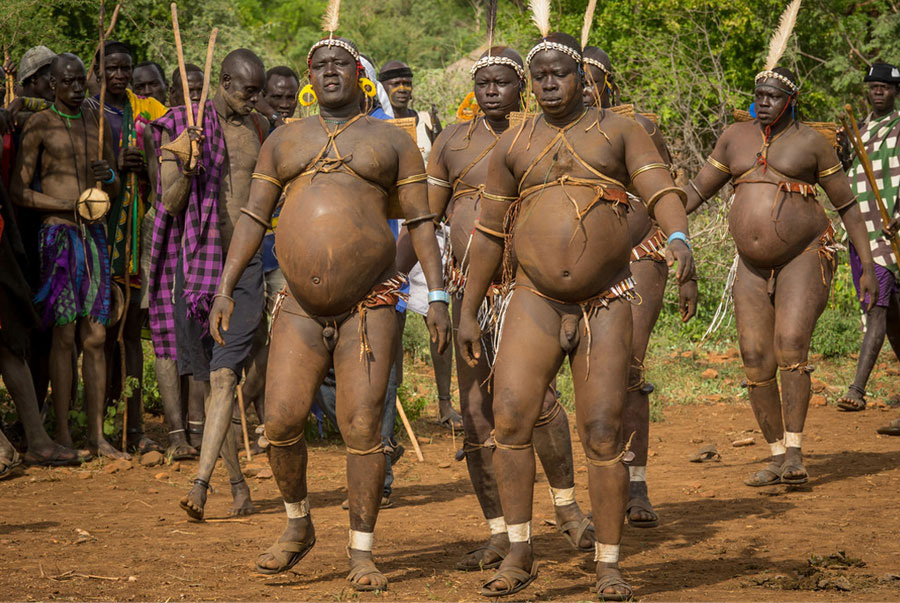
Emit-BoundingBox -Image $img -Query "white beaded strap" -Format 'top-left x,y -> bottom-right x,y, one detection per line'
584,57 -> 611,75
525,41 -> 583,68
471,56 -> 526,81
754,70 -> 798,93
307,38 -> 359,63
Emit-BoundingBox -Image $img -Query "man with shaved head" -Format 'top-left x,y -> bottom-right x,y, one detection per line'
10,53 -> 121,458
149,48 -> 268,520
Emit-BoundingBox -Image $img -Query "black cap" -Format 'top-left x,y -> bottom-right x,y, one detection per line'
864,62 -> 900,84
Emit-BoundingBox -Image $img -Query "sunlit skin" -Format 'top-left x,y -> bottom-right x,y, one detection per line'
583,47 -> 695,529
457,42 -> 695,599
683,75 -> 878,487
132,64 -> 167,104
206,42 -> 449,589
421,51 -> 594,570
10,54 -> 121,460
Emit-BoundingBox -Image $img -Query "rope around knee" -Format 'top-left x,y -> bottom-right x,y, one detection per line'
346,442 -> 386,456
263,428 -> 305,448
534,399 -> 563,427
626,356 -> 646,392
779,360 -> 814,374
744,375 -> 777,389
491,429 -> 534,451
585,431 -> 635,467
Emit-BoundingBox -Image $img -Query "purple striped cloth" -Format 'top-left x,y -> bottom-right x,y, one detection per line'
147,102 -> 226,359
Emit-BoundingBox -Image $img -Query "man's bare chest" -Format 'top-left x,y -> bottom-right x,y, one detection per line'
283,129 -> 396,188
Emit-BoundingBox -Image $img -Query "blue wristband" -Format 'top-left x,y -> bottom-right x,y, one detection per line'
667,231 -> 691,250
428,289 -> 451,304
102,168 -> 116,184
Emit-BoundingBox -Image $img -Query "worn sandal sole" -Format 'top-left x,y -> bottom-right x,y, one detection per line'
480,561 -> 538,597
255,536 -> 316,575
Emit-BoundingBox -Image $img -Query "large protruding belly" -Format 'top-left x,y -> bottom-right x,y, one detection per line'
729,183 -> 829,269
276,180 -> 396,315
513,190 -> 632,302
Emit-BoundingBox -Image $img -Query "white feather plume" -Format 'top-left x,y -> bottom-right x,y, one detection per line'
529,0 -> 551,38
321,0 -> 341,35
581,0 -> 597,49
764,0 -> 801,71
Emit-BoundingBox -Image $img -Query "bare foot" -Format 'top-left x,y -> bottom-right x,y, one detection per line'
256,517 -> 316,573
165,435 -> 198,461
347,548 -> 388,591
91,437 -> 131,460
626,481 -> 659,527
24,441 -> 90,466
180,480 -> 208,520
555,501 -> 594,549
127,434 -> 163,454
229,479 -> 256,516
595,562 -> 632,600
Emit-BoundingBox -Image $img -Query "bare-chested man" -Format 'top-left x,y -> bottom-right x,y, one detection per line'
151,49 -> 267,519
208,34 -> 449,589
11,53 -> 124,458
427,46 -> 593,570
457,32 -> 695,599
582,46 -> 697,530
683,66 -> 877,486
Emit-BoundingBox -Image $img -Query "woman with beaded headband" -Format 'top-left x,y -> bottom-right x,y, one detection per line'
207,0 -> 450,589
456,1 -> 696,597
424,43 -> 596,572
682,0 -> 878,488
582,43 -> 698,531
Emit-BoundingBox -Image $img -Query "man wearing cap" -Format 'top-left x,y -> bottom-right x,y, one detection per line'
836,62 -> 900,420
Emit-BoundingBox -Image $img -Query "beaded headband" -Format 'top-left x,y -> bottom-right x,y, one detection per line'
307,38 -> 359,64
525,41 -> 582,69
583,57 -> 611,76
470,56 -> 526,81
754,70 -> 798,94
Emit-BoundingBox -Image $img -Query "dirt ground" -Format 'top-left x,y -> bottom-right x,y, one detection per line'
2,358 -> 900,601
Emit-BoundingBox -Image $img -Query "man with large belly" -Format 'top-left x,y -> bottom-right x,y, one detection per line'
428,46 -> 594,572
456,32 -> 695,600
152,49 -> 268,520
207,34 -> 450,590
582,45 -> 697,532
683,66 -> 878,487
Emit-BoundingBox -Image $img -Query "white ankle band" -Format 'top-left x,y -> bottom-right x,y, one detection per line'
348,529 -> 374,551
487,516 -> 507,535
784,431 -> 802,448
594,543 -> 620,563
507,521 -> 531,543
629,466 -> 646,482
284,498 -> 310,519
769,440 -> 786,456
549,486 -> 576,506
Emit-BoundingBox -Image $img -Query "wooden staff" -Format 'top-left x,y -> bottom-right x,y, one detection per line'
171,3 -> 193,126
396,400 -> 424,462
236,383 -> 252,462
843,105 -> 900,263
190,28 -> 217,171
96,1 -> 107,174
3,47 -> 13,108
85,3 -> 121,80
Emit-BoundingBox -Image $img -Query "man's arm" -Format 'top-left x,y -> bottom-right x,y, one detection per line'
426,127 -> 454,219
818,144 -> 878,309
158,129 -> 195,215
209,129 -> 285,345
10,118 -> 73,212
456,132 -> 517,365
682,129 -> 733,214
395,127 -> 450,353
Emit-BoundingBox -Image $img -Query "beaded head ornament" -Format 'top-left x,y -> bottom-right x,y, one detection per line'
524,0 -> 583,69
754,0 -> 802,95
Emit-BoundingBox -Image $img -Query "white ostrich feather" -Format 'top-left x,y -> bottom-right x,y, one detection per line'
530,0 -> 551,38
764,0 -> 801,71
321,0 -> 341,35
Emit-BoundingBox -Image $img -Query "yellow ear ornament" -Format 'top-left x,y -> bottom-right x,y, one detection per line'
298,84 -> 318,107
359,77 -> 377,98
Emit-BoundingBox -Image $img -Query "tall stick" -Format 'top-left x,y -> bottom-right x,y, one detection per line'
96,0 -> 107,178
195,28 -> 218,127
395,400 -> 424,462
118,171 -> 134,452
843,105 -> 900,263
236,383 -> 252,462
85,3 -> 121,79
3,47 -> 14,108
170,3 -> 194,127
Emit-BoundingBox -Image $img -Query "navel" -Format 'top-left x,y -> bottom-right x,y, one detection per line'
311,276 -> 321,285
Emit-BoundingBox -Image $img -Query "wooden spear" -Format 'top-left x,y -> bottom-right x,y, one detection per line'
842,105 -> 900,263
85,3 -> 120,81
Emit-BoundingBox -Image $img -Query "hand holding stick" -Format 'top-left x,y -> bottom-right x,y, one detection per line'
842,105 -> 900,263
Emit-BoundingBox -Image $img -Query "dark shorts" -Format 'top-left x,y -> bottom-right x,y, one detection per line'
849,243 -> 898,308
175,254 -> 264,381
